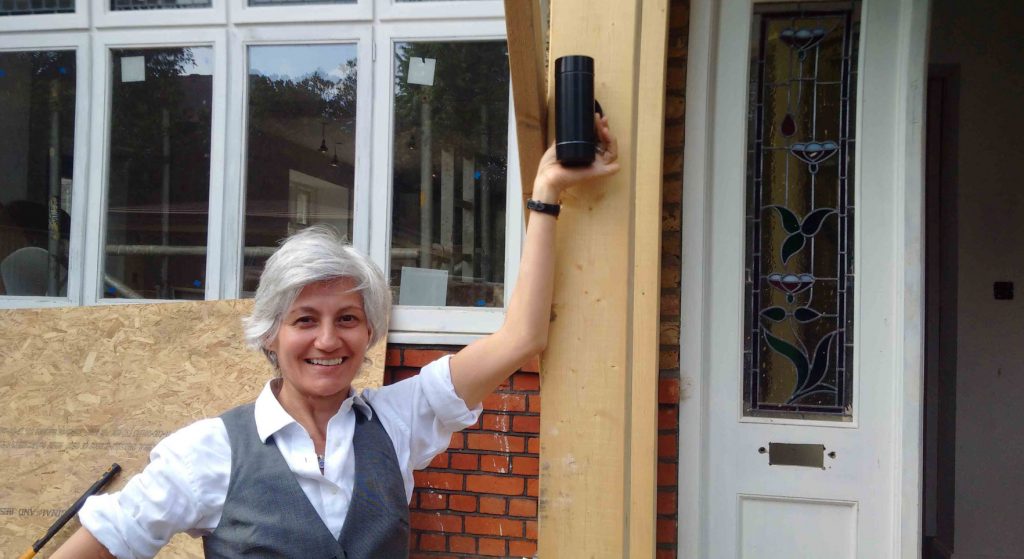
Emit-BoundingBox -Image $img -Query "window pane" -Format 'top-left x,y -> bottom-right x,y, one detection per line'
104,47 -> 213,300
248,0 -> 354,6
0,0 -> 74,16
0,50 -> 76,296
391,41 -> 509,308
742,2 -> 860,420
111,0 -> 211,10
241,44 -> 358,296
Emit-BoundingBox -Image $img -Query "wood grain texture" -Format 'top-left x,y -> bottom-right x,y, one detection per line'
0,300 -> 384,558
504,0 -> 548,199
536,0 -> 664,555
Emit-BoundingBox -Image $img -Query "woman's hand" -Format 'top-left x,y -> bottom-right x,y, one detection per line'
532,113 -> 620,202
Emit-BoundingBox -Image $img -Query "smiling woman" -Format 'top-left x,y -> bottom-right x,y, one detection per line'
48,117 -> 620,559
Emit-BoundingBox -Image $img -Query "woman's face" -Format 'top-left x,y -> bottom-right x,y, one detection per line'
268,277 -> 371,400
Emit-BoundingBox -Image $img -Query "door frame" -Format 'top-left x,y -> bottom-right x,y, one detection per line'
677,0 -> 932,557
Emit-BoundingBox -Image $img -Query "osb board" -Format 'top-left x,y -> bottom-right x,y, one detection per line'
0,300 -> 384,558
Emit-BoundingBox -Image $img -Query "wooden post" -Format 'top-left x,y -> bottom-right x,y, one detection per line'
506,0 -> 670,556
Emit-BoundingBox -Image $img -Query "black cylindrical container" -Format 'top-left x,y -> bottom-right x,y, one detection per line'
555,55 -> 595,166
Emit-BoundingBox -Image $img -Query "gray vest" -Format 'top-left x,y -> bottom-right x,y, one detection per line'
203,402 -> 410,559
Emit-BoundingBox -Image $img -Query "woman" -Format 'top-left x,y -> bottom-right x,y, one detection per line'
52,116 -> 618,559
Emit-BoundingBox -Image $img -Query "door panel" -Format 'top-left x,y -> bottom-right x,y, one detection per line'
698,0 -> 913,556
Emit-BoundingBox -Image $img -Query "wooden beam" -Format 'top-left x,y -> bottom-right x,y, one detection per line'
504,0 -> 547,198
535,0 -> 669,556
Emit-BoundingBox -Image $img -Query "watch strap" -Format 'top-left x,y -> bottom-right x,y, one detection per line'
526,199 -> 561,218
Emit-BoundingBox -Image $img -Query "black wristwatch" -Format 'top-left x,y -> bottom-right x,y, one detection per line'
526,199 -> 561,218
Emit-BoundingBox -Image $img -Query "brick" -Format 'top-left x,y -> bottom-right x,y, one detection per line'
467,433 -> 525,453
658,550 -> 677,559
449,494 -> 477,512
415,471 -> 463,491
658,490 -> 677,516
513,371 -> 540,390
658,461 -> 678,483
512,415 -> 540,434
659,347 -> 680,370
660,290 -> 681,317
483,393 -> 527,412
528,395 -> 541,413
526,478 -> 539,497
449,432 -> 464,450
429,453 -> 449,468
418,532 -> 445,551
449,535 -> 476,554
519,355 -> 541,373
450,452 -> 478,470
525,520 -> 538,539
658,434 -> 678,458
466,516 -> 524,538
479,496 -> 507,515
512,456 -> 539,476
391,368 -> 418,383
477,537 -> 507,556
482,413 -> 510,432
410,512 -> 462,533
659,377 -> 680,404
658,406 -> 679,430
662,202 -> 682,232
481,455 -> 510,474
510,539 -> 538,557
661,320 -> 680,345
657,518 -> 677,544
404,349 -> 451,367
418,491 -> 447,510
509,498 -> 537,517
386,347 -> 402,366
527,437 -> 540,454
467,474 -> 525,496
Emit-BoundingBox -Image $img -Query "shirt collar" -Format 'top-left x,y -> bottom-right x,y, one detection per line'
253,379 -> 373,443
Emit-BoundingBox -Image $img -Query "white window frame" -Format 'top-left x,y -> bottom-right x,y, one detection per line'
220,24 -> 374,298
0,2 -> 88,31
0,32 -> 91,308
0,3 -> 524,344
227,0 -> 372,25
84,28 -> 229,305
377,0 -> 503,22
92,0 -> 228,28
370,20 -> 521,340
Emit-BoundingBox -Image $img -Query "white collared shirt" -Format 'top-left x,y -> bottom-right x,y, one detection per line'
79,355 -> 480,559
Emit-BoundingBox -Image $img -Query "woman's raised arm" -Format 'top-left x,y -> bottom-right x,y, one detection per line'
449,115 -> 620,408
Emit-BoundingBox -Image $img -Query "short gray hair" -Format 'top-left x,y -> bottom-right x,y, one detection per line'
243,225 -> 391,365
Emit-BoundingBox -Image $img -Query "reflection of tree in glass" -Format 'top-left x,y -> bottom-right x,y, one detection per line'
109,49 -> 204,161
248,59 -> 357,136
393,42 -> 509,157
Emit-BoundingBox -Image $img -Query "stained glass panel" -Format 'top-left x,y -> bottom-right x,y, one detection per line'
743,1 -> 860,420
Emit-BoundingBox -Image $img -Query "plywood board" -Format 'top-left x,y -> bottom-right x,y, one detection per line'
0,300 -> 384,558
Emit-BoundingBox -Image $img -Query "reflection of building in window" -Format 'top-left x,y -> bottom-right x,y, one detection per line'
391,41 -> 510,309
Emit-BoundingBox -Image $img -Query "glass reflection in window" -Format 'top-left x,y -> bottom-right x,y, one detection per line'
0,50 -> 76,296
241,44 -> 358,296
104,47 -> 214,299
0,0 -> 74,16
111,0 -> 211,10
391,41 -> 509,308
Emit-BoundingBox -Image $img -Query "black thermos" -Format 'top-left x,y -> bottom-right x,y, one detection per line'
555,55 -> 595,166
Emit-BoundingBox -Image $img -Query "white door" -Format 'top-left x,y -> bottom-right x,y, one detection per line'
679,0 -> 928,557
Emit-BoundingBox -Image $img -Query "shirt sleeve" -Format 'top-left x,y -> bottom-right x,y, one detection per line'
77,418 -> 230,559
364,354 -> 482,485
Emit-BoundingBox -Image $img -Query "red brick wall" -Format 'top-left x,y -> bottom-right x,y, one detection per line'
385,346 -> 541,558
390,2 -> 688,556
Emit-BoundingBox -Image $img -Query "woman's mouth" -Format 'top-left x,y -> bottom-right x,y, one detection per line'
306,357 -> 346,366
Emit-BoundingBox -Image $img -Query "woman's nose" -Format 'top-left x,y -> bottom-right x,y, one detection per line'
314,324 -> 343,350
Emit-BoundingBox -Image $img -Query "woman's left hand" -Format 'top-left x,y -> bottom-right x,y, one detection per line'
532,114 -> 620,202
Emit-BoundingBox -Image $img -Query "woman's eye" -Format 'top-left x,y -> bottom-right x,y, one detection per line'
294,316 -> 315,325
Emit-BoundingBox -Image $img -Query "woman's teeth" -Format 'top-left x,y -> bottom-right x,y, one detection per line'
307,357 -> 345,366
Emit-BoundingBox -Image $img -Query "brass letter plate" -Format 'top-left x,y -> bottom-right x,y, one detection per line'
768,443 -> 825,469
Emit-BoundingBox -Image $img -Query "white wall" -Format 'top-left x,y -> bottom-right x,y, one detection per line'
929,0 -> 1024,557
